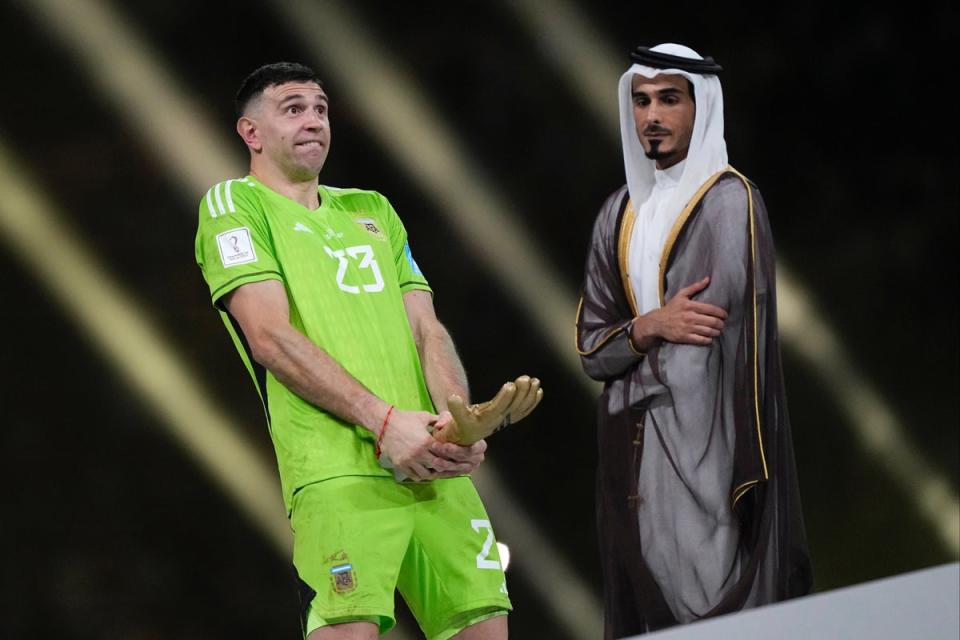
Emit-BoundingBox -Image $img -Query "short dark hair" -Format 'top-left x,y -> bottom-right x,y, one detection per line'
234,62 -> 324,118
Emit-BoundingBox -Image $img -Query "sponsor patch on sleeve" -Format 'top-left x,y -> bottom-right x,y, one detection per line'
216,227 -> 257,267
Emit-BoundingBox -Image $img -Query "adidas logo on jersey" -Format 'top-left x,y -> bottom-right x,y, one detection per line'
293,222 -> 314,233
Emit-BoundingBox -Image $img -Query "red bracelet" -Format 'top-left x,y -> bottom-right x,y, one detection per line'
374,405 -> 395,459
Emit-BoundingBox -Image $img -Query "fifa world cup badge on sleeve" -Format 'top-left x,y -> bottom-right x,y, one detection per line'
216,227 -> 257,267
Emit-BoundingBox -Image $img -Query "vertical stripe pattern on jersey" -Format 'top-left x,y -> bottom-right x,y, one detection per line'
204,177 -> 254,218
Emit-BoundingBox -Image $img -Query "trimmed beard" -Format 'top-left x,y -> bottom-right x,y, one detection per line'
644,140 -> 675,161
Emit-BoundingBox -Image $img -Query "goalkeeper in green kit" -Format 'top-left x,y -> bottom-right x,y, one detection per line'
194,62 -> 542,640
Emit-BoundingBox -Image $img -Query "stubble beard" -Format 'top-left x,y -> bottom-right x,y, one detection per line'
286,151 -> 327,182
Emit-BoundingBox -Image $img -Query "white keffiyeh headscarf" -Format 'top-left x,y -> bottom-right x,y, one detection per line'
619,43 -> 728,312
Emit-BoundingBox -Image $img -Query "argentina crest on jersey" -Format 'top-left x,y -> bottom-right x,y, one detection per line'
403,241 -> 423,276
353,217 -> 384,239
330,563 -> 357,593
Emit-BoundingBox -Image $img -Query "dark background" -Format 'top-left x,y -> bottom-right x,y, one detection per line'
1,1 -> 956,638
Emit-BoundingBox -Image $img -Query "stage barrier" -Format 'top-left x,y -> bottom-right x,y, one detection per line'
630,562 -> 959,639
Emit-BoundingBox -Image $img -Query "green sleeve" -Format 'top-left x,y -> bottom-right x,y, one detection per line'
194,179 -> 284,308
380,195 -> 431,294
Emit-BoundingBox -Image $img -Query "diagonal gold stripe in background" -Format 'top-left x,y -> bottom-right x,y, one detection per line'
268,1 -> 605,635
500,0 -> 960,557
14,0 -> 600,635
0,136 -> 292,555
6,2 -> 953,639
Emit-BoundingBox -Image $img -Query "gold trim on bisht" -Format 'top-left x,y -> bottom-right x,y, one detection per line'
574,297 -> 630,356
617,199 -> 639,317
733,480 -> 760,506
574,197 -> 640,358
645,165 -> 769,508
730,166 -> 770,484
657,167 -> 731,307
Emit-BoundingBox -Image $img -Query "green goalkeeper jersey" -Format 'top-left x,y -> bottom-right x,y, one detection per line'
195,176 -> 434,512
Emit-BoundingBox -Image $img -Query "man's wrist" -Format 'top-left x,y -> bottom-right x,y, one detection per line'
374,405 -> 395,459
626,329 -> 646,355
357,396 -> 393,434
629,313 -> 658,353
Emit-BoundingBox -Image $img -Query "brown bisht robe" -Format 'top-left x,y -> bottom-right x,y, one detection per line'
576,168 -> 812,637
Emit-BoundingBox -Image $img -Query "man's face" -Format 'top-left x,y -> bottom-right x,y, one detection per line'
240,81 -> 330,181
631,73 -> 695,169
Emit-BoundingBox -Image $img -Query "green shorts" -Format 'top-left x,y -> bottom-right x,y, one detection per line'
291,475 -> 512,639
